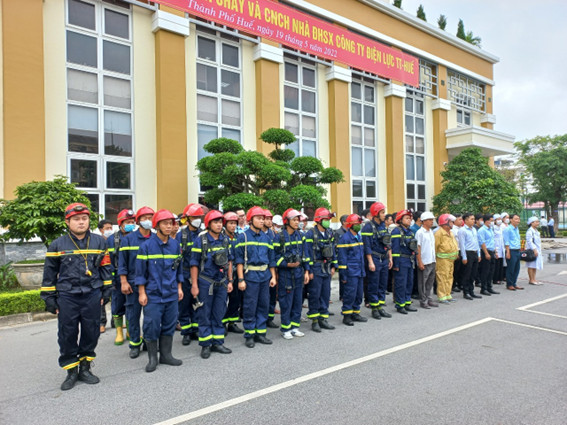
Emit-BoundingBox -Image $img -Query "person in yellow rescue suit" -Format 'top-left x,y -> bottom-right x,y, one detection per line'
435,214 -> 459,304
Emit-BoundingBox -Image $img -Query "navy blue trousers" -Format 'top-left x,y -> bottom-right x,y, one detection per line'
143,300 -> 178,341
57,289 -> 101,369
197,279 -> 228,346
342,275 -> 363,315
307,273 -> 331,319
394,261 -> 414,308
178,277 -> 198,336
125,290 -> 143,348
242,279 -> 269,338
367,256 -> 389,308
278,274 -> 303,331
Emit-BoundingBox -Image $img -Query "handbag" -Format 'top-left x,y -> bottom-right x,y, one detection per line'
520,249 -> 536,262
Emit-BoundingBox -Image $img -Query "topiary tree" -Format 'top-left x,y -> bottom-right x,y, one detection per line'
393,0 -> 402,9
433,148 -> 522,216
456,19 -> 466,40
0,175 -> 99,248
196,128 -> 344,214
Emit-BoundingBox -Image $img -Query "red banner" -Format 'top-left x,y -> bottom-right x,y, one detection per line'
154,0 -> 419,86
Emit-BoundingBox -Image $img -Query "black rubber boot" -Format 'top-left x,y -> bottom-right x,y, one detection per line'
159,335 -> 182,366
61,367 -> 79,391
318,318 -> 335,330
343,314 -> 354,326
129,345 -> 141,359
371,309 -> 382,320
182,334 -> 191,346
145,340 -> 159,373
312,320 -> 322,332
200,346 -> 211,359
78,360 -> 100,385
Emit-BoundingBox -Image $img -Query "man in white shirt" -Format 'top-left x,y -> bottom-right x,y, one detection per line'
416,212 -> 438,309
540,215 -> 548,238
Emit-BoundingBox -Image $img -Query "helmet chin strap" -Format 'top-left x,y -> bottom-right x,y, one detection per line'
250,222 -> 262,232
209,227 -> 221,235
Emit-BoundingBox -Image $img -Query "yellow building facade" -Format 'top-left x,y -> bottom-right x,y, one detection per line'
0,0 -> 514,222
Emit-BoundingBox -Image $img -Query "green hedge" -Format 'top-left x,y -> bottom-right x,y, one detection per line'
0,290 -> 45,316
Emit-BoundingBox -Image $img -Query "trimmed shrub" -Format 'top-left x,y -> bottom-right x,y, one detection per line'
0,290 -> 45,316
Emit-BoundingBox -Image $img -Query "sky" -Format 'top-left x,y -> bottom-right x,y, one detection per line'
397,0 -> 567,143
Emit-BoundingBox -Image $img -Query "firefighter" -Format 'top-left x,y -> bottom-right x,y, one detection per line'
337,214 -> 368,326
107,208 -> 136,346
361,202 -> 393,320
136,209 -> 184,372
274,209 -> 310,339
222,211 -> 244,334
234,206 -> 277,348
391,210 -> 418,314
303,207 -> 337,332
264,209 -> 279,329
191,210 -> 234,359
41,203 -> 112,391
118,206 -> 154,359
435,214 -> 459,303
177,203 -> 205,346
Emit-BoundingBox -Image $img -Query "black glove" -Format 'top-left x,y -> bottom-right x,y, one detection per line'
45,297 -> 59,315
102,286 -> 112,304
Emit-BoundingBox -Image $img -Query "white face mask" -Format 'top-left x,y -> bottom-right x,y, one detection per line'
191,219 -> 202,228
299,222 -> 305,230
495,220 -> 502,225
103,229 -> 114,238
504,218 -> 510,224
140,220 -> 153,230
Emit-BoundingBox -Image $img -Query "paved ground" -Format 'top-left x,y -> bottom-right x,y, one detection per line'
1,248 -> 566,425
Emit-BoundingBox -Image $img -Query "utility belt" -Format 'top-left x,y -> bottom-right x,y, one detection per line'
199,274 -> 228,295
314,259 -> 334,275
245,264 -> 268,272
399,253 -> 416,269
371,251 -> 388,260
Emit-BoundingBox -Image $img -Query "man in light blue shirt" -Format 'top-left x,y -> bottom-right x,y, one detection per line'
477,214 -> 500,296
504,214 -> 523,290
457,213 -> 482,300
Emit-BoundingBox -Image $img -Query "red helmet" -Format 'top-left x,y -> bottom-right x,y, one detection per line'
65,203 -> 90,219
152,209 -> 175,228
204,210 -> 224,228
283,209 -> 302,224
117,209 -> 136,226
136,206 -> 155,223
314,207 -> 335,222
345,214 -> 363,229
370,202 -> 386,217
223,211 -> 239,224
395,209 -> 412,224
438,214 -> 456,227
263,209 -> 273,219
183,203 -> 204,218
246,206 -> 266,222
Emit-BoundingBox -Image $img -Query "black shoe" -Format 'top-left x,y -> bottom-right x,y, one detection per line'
201,346 -> 211,359
371,309 -> 382,320
343,314 -> 354,326
254,335 -> 273,345
405,305 -> 417,312
266,320 -> 279,329
318,318 -> 335,330
211,344 -> 232,354
245,338 -> 255,348
159,335 -> 183,366
61,367 -> 79,391
129,346 -> 141,359
312,320 -> 322,332
488,289 -> 500,295
328,312 -> 335,316
227,323 -> 245,334
480,290 -> 491,296
378,308 -> 392,318
452,287 -> 462,293
352,313 -> 368,322
182,335 -> 192,346
471,294 -> 482,299
145,340 -> 159,373
190,333 -> 199,340
464,294 -> 473,300
78,360 -> 99,385
397,307 -> 408,315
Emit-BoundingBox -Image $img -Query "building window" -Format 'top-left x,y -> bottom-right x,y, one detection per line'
195,26 -> 242,162
447,70 -> 486,112
284,54 -> 317,158
350,76 -> 378,215
457,108 -> 471,127
405,92 -> 426,212
66,0 -> 133,223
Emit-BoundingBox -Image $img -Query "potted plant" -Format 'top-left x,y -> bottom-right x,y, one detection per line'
0,176 -> 98,288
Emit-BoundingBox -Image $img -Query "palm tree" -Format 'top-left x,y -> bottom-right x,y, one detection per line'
465,31 -> 482,47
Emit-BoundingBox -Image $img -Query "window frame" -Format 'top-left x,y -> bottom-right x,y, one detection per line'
404,90 -> 427,212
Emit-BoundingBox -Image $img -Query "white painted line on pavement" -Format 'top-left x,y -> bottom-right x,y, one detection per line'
516,310 -> 567,320
491,318 -> 567,336
517,293 -> 567,310
153,317 -> 494,425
